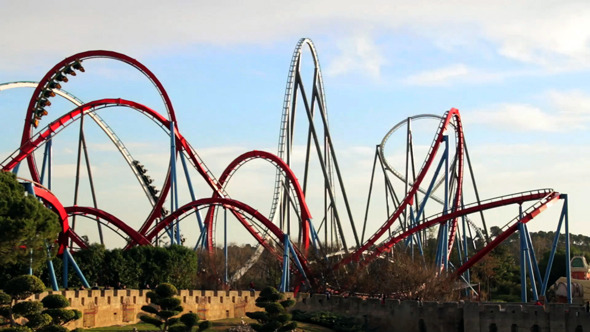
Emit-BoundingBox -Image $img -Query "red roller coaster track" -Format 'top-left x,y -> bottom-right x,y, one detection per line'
0,41 -> 567,291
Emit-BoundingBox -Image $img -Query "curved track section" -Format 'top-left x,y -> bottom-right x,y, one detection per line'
377,113 -> 487,244
20,51 -> 178,184
65,206 -> 151,246
454,191 -> 560,276
364,189 -> 556,265
2,98 -> 216,248
273,38 -> 359,250
144,197 -> 312,278
339,108 -> 465,266
29,182 -> 86,253
0,44 -> 568,291
0,82 -> 160,208
205,150 -> 312,251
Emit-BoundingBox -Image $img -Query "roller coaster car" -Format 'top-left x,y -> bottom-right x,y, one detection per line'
571,256 -> 590,280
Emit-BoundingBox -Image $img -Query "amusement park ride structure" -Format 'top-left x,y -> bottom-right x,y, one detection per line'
0,38 -> 574,304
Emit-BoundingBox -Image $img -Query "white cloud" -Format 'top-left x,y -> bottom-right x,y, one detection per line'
467,90 -> 590,132
468,104 -> 561,132
325,34 -> 386,79
547,90 -> 590,116
404,64 -> 470,86
488,3 -> 590,68
403,64 -> 536,86
4,0 -> 590,74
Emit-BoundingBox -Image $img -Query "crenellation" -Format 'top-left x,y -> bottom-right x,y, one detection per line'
20,290 -> 590,331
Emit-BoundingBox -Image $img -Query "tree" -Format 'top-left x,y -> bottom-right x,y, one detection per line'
0,275 -> 81,332
70,244 -> 106,287
37,295 -> 82,332
0,275 -> 51,331
0,172 -> 61,268
140,283 -> 183,331
140,283 -> 209,332
168,313 -> 211,332
125,245 -> 198,290
246,286 -> 297,332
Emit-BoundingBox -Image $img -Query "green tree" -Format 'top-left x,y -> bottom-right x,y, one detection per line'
139,283 -> 210,332
0,276 -> 81,332
70,244 -> 106,287
102,249 -> 136,288
37,294 -> 81,332
0,172 -> 61,268
139,283 -> 182,331
168,313 -> 211,332
125,245 -> 198,289
246,286 -> 297,332
0,275 -> 51,331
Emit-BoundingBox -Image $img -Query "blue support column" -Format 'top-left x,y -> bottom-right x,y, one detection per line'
48,139 -> 52,189
64,249 -> 90,288
29,249 -> 33,275
400,135 -> 446,268
541,199 -> 567,296
522,226 -> 539,301
224,208 -> 228,285
442,135 -> 449,271
288,240 -> 310,287
194,231 -> 206,251
45,243 -> 59,291
460,202 -> 471,296
524,224 -> 543,287
169,121 -> 180,245
179,152 -> 205,233
12,162 -> 20,175
40,140 -> 51,186
518,205 -> 527,303
563,194 -> 571,304
308,218 -> 324,257
62,250 -> 69,289
279,234 -> 291,292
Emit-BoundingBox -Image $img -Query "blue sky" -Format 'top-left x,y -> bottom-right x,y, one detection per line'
0,1 -> 589,247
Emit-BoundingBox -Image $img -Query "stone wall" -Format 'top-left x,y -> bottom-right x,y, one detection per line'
293,293 -> 590,332
27,289 -> 590,331
31,289 -> 268,329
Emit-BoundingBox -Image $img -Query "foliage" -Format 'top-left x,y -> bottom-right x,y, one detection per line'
0,276 -> 80,332
246,286 -> 297,332
140,283 -> 182,331
36,245 -> 199,290
468,230 -> 584,302
40,296 -> 70,310
310,249 -> 459,302
12,301 -> 44,318
42,306 -> 82,326
36,325 -> 68,332
0,171 -> 60,268
197,320 -> 212,331
292,310 -> 365,332
1,327 -> 34,332
0,292 -> 11,305
4,275 -> 46,301
0,243 -> 281,292
139,283 -> 209,332
0,275 -> 48,330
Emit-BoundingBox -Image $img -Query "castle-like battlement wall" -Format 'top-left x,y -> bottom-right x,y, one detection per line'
32,289 -> 268,329
293,293 -> 590,332
28,289 -> 590,331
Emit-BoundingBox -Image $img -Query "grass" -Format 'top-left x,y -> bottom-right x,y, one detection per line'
84,317 -> 335,332
84,322 -> 157,331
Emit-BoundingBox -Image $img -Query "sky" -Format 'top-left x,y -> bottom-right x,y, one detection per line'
0,1 -> 589,249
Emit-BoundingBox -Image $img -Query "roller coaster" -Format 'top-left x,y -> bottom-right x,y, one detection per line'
0,38 -> 573,303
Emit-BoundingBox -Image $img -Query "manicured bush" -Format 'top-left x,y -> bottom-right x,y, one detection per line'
246,286 -> 297,332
